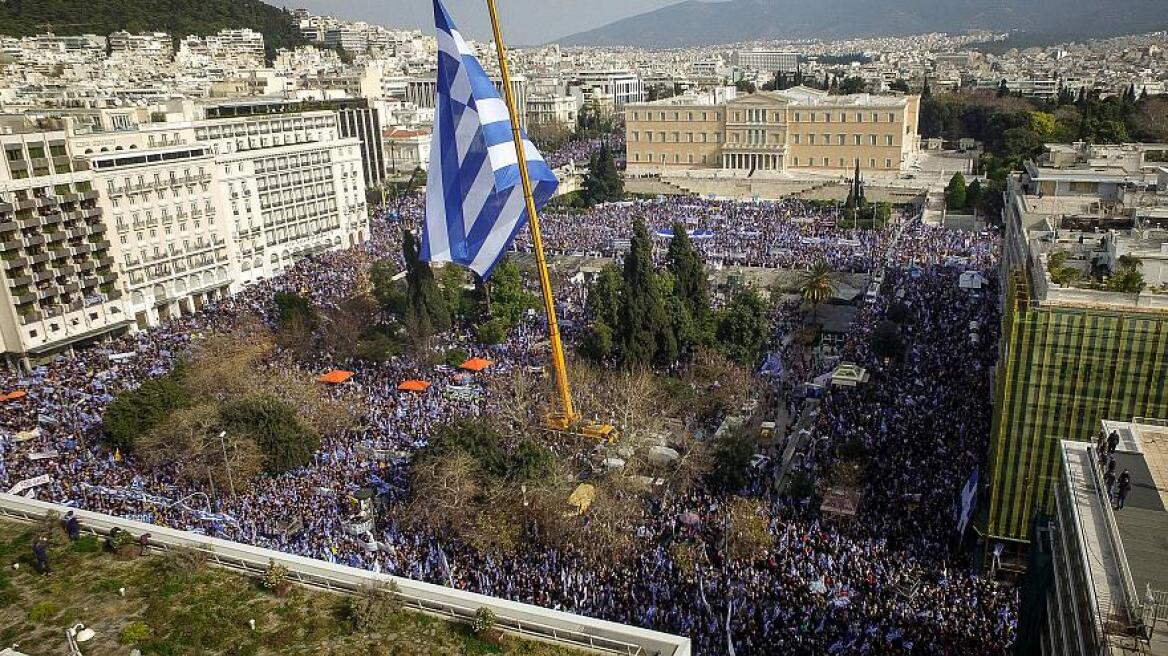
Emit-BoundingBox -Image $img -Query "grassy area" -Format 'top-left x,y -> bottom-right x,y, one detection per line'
0,521 -> 579,656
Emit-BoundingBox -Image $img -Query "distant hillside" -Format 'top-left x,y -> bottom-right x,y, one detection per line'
557,0 -> 1168,47
0,0 -> 305,58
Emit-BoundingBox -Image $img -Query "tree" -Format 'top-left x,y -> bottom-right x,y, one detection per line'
798,260 -> 838,322
618,219 -> 671,367
711,431 -> 755,492
889,79 -> 911,93
586,264 -> 623,329
870,320 -> 905,361
369,260 -> 408,317
272,291 -> 317,332
137,404 -> 263,494
1108,255 -> 1145,293
724,497 -> 774,561
666,222 -> 711,334
945,172 -> 967,210
219,395 -> 319,474
838,76 -> 866,95
735,80 -> 757,94
402,230 -> 450,338
487,256 -> 536,329
580,144 -> 622,206
715,288 -> 769,365
966,179 -> 983,212
102,369 -> 188,452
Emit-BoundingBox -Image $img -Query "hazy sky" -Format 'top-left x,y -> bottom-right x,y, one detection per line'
286,0 -> 684,45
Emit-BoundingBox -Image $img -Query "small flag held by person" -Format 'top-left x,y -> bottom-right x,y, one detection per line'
422,0 -> 558,278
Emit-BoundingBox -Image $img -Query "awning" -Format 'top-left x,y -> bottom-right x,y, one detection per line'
459,357 -> 493,372
398,380 -> 431,392
318,370 -> 355,384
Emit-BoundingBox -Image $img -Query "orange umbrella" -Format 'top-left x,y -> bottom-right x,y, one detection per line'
318,370 -> 355,384
2,390 -> 27,401
397,380 -> 431,392
459,357 -> 494,372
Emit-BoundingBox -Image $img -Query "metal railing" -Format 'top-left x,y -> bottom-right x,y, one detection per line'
0,493 -> 691,656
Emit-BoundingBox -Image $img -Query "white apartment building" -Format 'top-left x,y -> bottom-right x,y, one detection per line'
107,31 -> 173,59
178,29 -> 266,69
569,70 -> 644,111
88,145 -> 236,328
527,94 -> 578,128
195,105 -> 367,284
0,126 -> 129,368
732,50 -> 799,73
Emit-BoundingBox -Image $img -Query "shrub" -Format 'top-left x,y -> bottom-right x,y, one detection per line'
71,535 -> 100,553
220,395 -> 319,474
261,559 -> 289,590
471,606 -> 497,634
475,319 -> 507,345
443,347 -> 469,368
347,581 -> 402,632
102,370 -> 188,451
120,621 -> 151,646
28,601 -> 61,623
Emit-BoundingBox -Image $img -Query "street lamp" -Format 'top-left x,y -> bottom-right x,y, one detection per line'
65,623 -> 95,655
218,431 -> 236,497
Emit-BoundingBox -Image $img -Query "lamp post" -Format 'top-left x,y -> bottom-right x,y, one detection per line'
218,430 -> 236,497
66,623 -> 95,655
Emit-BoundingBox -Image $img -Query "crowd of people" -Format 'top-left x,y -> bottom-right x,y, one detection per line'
516,196 -> 994,273
542,135 -> 624,171
0,183 -> 1016,653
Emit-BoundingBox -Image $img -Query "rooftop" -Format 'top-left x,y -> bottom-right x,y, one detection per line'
1061,423 -> 1168,655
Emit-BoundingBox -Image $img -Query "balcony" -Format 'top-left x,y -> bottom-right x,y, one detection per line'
8,274 -> 32,287
15,292 -> 36,305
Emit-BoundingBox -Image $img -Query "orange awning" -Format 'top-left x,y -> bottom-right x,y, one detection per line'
398,380 -> 431,392
459,358 -> 493,372
1,390 -> 27,401
318,370 -> 355,384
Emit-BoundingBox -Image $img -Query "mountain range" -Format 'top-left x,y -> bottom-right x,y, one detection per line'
557,0 -> 1168,47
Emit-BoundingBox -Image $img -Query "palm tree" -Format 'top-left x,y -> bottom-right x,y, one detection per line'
798,260 -> 839,324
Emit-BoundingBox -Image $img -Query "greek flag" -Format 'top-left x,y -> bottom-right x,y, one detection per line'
423,0 -> 558,278
955,468 -> 978,535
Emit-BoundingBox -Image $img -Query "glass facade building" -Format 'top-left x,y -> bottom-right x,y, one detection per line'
987,271 -> 1168,543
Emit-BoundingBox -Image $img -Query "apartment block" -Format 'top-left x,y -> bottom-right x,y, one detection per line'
0,127 -> 129,367
625,86 -> 920,174
89,145 -> 236,328
732,50 -> 799,72
196,102 -> 368,285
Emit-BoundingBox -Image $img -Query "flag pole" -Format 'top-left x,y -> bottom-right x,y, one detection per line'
485,0 -> 576,425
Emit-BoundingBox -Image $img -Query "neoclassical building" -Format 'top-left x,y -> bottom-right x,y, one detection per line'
625,86 -> 920,175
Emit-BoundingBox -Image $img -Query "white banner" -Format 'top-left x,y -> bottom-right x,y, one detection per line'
27,450 -> 59,461
8,474 -> 52,495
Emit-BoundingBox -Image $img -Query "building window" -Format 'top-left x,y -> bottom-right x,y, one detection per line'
825,113 -> 831,123
869,158 -> 876,168
885,135 -> 894,146
794,112 -> 801,122
853,134 -> 861,145
793,134 -> 801,144
888,113 -> 896,123
808,134 -> 816,145
839,113 -> 846,123
838,134 -> 846,145
885,158 -> 892,168
823,157 -> 830,167
869,135 -> 877,145
793,157 -> 799,166
838,158 -> 845,167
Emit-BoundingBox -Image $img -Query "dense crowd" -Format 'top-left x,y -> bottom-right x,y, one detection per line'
0,190 -> 1014,654
517,197 -> 995,273
542,135 -> 624,171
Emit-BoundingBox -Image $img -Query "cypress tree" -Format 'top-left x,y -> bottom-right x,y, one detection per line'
618,219 -> 669,367
666,222 -> 710,329
402,230 -> 450,334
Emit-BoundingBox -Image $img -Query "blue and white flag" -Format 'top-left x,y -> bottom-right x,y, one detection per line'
955,468 -> 978,535
423,0 -> 558,278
